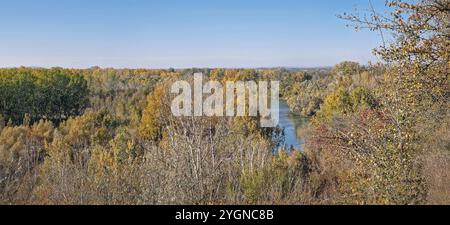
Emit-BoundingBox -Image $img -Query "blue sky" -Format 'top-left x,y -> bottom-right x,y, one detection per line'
0,0 -> 387,68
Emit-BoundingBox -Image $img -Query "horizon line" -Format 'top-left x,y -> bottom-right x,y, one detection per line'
0,64 -> 359,70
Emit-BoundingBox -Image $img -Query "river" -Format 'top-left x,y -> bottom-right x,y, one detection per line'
278,101 -> 309,150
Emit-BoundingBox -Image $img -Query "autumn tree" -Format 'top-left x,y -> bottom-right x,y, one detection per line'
305,0 -> 449,204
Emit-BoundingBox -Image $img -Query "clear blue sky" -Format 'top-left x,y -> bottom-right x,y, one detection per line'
0,0 -> 386,68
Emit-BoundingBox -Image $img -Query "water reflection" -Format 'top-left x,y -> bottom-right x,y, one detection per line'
279,101 -> 309,150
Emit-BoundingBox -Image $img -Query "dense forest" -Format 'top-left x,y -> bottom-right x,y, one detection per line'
0,0 -> 449,204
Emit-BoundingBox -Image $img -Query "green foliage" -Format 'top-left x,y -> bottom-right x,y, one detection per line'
284,79 -> 328,117
315,86 -> 378,122
282,62 -> 380,117
0,68 -> 89,125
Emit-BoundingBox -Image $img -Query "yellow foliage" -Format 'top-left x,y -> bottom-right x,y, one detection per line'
139,83 -> 170,140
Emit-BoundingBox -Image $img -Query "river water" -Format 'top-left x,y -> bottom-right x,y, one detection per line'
278,101 -> 309,150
